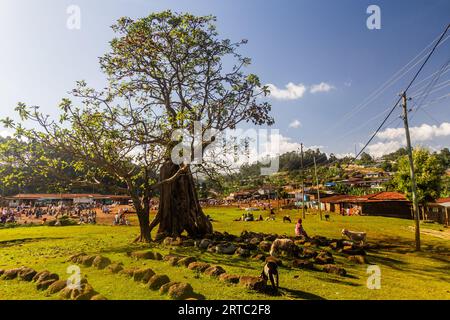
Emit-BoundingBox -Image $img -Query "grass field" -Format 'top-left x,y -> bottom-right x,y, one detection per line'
0,207 -> 449,300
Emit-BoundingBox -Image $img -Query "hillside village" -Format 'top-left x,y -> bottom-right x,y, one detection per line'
202,148 -> 450,225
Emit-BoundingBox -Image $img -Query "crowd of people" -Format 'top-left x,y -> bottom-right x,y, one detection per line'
0,201 -> 134,226
1,208 -> 19,224
113,208 -> 130,226
78,210 -> 97,224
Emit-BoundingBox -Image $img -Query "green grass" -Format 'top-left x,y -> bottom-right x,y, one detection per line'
0,207 -> 449,300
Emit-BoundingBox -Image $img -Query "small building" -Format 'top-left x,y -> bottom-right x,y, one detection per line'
321,195 -> 358,214
226,191 -> 252,201
322,192 -> 412,219
424,197 -> 450,226
253,187 -> 276,200
5,193 -> 131,207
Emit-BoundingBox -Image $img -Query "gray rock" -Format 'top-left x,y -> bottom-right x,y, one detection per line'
198,239 -> 212,249
215,243 -> 237,254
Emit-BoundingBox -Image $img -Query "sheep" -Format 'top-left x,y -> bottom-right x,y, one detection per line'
260,256 -> 279,291
269,238 -> 298,258
341,229 -> 367,246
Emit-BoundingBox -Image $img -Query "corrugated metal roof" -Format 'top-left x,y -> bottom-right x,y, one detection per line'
320,192 -> 408,203
436,197 -> 450,203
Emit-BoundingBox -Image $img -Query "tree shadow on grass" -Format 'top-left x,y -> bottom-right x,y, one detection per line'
189,292 -> 206,300
187,252 -> 260,270
95,241 -> 163,256
366,254 -> 408,271
365,251 -> 449,281
376,235 -> 450,255
280,287 -> 326,300
0,237 -> 67,247
311,275 -> 361,287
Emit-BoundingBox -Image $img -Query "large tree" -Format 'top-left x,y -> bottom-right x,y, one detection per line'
392,148 -> 445,206
3,11 -> 273,241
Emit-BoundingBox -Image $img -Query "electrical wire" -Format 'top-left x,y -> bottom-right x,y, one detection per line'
353,23 -> 450,161
325,34 -> 450,134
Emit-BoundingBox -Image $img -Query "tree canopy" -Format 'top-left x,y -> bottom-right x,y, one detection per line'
2,11 -> 273,241
392,148 -> 445,204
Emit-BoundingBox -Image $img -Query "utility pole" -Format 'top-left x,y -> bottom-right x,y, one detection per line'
313,156 -> 322,220
401,92 -> 421,251
300,143 -> 306,219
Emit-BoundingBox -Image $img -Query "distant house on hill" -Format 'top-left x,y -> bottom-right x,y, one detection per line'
225,191 -> 252,201
334,176 -> 390,190
226,187 -> 277,201
5,193 -> 131,207
255,186 -> 277,199
322,191 -> 412,219
364,171 -> 382,179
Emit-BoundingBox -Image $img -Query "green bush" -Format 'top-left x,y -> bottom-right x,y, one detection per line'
45,216 -> 78,227
0,222 -> 38,229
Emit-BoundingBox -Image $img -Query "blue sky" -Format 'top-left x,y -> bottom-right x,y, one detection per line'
0,0 -> 449,158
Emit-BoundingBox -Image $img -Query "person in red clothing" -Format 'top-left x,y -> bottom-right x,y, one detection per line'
295,218 -> 309,239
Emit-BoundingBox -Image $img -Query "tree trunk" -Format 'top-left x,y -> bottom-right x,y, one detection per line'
153,161 -> 212,239
134,208 -> 152,242
129,188 -> 152,243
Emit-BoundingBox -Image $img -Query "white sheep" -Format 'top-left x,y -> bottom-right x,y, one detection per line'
341,229 -> 367,246
269,238 -> 297,257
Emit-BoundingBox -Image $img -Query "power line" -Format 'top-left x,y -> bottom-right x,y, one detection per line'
419,108 -> 441,126
409,92 -> 450,113
409,71 -> 450,96
408,64 -> 450,91
354,23 -> 450,161
338,58 -> 450,142
325,34 -> 450,134
417,92 -> 450,109
410,79 -> 450,99
335,98 -> 396,140
409,58 -> 450,123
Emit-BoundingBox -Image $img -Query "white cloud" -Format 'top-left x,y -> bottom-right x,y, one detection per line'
335,152 -> 355,159
306,145 -> 326,151
363,122 -> 450,158
310,82 -> 335,94
0,130 -> 13,138
266,82 -> 307,100
269,133 -> 302,155
289,119 -> 302,128
377,122 -> 450,142
266,134 -> 324,155
366,141 -> 403,158
265,81 -> 336,100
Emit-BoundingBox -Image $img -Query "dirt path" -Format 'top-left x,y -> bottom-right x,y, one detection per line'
406,226 -> 450,240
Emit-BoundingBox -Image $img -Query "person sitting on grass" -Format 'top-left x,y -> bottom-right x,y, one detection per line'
295,218 -> 309,239
120,213 -> 129,225
113,212 -> 120,225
